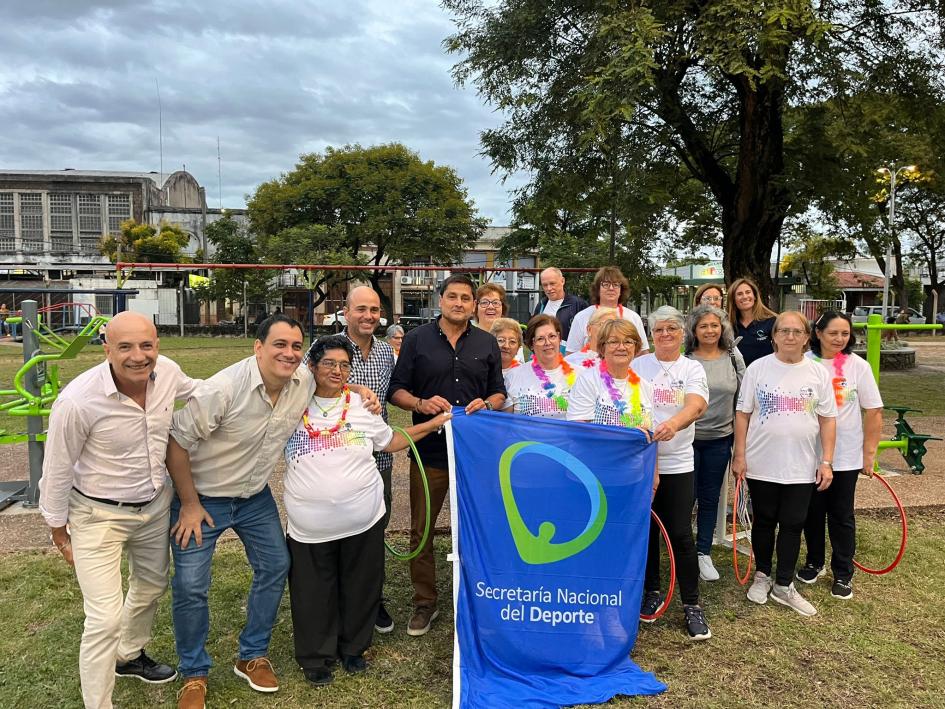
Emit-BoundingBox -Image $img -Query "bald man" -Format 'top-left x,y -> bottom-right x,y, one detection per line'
39,311 -> 198,709
531,267 -> 588,341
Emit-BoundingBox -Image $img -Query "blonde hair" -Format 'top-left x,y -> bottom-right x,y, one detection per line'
490,317 -> 522,347
596,319 -> 642,355
587,306 -> 618,328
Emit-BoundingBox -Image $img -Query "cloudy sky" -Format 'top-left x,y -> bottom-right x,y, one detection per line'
0,0 -> 519,224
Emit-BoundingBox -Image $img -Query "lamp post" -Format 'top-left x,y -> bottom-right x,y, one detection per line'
876,164 -> 917,320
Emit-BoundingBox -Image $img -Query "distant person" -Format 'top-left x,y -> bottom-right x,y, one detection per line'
531,267 -> 588,341
565,266 -> 650,356
490,317 -> 524,390
563,306 -> 618,371
385,324 -> 405,360
694,283 -> 725,310
39,312 -> 197,709
476,282 -> 523,363
727,277 -> 777,367
0,303 -> 8,336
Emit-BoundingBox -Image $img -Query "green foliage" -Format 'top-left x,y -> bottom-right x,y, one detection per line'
203,215 -> 274,305
248,143 -> 486,312
100,219 -> 190,263
781,234 -> 855,300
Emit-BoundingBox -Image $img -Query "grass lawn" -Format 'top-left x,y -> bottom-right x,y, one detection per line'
0,511 -> 943,708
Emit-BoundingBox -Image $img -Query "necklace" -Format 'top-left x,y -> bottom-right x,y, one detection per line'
311,395 -> 342,418
656,354 -> 679,381
530,354 -> 575,410
302,386 -> 351,438
599,360 -> 645,427
814,352 -> 848,407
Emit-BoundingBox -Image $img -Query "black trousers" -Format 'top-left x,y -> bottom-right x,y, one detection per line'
287,518 -> 385,670
646,471 -> 700,606
803,468 -> 859,582
746,478 -> 814,586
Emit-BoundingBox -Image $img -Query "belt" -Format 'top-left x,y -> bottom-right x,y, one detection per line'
73,487 -> 154,509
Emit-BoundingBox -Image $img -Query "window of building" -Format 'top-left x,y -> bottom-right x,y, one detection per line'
19,193 -> 44,251
78,194 -> 102,251
0,193 -> 13,252
94,295 -> 114,316
50,193 -> 76,252
107,194 -> 131,234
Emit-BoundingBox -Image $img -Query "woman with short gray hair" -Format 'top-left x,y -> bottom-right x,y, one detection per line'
385,324 -> 405,360
684,304 -> 745,583
635,305 -> 711,640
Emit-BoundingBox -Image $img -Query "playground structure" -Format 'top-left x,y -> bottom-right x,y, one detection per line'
0,299 -> 111,509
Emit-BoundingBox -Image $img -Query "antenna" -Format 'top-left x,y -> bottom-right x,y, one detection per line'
155,78 -> 164,188
217,136 -> 223,208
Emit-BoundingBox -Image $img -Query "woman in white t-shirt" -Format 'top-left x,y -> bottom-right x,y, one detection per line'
564,306 -> 618,372
564,266 -> 650,356
490,317 -> 524,392
797,311 -> 883,600
284,335 -> 450,686
733,311 -> 837,617
634,306 -> 711,641
506,314 -> 574,419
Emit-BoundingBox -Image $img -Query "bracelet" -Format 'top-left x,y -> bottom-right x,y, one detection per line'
414,398 -> 423,413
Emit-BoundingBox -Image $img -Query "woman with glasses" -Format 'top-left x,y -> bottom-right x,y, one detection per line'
505,315 -> 574,419
490,317 -> 525,391
727,277 -> 778,367
634,306 -> 711,641
477,283 -> 523,364
565,266 -> 650,356
732,312 -> 837,617
385,324 -> 405,361
797,311 -> 882,600
564,307 -> 618,371
694,283 -> 725,309
284,335 -> 451,686
684,304 -> 745,582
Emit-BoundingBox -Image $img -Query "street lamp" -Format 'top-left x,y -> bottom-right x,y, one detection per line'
876,164 -> 917,320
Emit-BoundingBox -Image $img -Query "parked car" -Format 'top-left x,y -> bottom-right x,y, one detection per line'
851,306 -> 925,324
321,309 -> 388,329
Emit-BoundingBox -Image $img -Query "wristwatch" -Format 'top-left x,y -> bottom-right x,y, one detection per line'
820,460 -> 833,469
485,401 -> 494,411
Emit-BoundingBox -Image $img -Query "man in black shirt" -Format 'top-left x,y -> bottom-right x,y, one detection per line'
389,274 -> 506,637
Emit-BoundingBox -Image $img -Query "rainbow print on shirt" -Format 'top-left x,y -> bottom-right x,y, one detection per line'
652,384 -> 685,408
834,379 -> 858,408
594,399 -> 653,430
285,425 -> 367,461
757,386 -> 819,420
514,393 -> 565,417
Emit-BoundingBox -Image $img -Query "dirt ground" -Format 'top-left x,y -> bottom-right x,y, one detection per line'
2,340 -> 942,554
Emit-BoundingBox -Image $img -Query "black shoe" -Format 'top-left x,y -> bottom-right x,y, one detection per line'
796,564 -> 826,584
639,591 -> 662,622
342,654 -> 367,674
115,651 -> 177,684
303,666 -> 334,686
831,579 -> 853,600
375,602 -> 394,633
683,604 -> 712,641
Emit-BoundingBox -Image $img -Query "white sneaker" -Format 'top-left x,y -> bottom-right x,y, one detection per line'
770,583 -> 817,617
747,571 -> 773,604
698,553 -> 720,581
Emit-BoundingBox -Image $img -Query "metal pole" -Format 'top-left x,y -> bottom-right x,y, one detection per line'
866,313 -> 882,381
21,300 -> 43,507
179,276 -> 185,337
881,168 -> 896,320
243,278 -> 248,338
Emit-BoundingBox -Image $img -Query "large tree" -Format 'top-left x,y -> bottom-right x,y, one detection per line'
444,0 -> 943,300
247,143 -> 487,316
202,215 -> 274,314
101,219 -> 190,264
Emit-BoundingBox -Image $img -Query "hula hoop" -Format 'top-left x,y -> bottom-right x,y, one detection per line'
639,510 -> 675,622
731,476 -> 754,585
383,425 -> 431,561
853,472 -> 908,575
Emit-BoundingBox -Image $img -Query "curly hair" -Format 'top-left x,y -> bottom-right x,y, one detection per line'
306,334 -> 355,367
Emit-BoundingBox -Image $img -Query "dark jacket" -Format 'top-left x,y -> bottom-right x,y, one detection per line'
532,292 -> 589,340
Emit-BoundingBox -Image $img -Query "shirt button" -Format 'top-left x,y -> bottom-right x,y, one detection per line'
455,378 -> 459,382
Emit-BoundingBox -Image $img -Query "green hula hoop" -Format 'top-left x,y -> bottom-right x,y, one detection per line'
385,424 -> 432,560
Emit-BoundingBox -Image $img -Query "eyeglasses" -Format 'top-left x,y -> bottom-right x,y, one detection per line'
652,325 -> 682,336
605,339 -> 636,349
599,281 -> 621,290
496,337 -> 519,346
775,328 -> 806,338
700,295 -> 722,303
317,359 -> 352,372
479,299 -> 502,307
533,334 -> 560,345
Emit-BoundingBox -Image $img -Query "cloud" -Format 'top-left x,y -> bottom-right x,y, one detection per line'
0,0 -> 517,224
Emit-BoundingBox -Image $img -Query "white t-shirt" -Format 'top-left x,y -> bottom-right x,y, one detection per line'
506,360 -> 574,419
283,392 -> 393,543
805,351 -> 883,470
567,365 -> 654,430
737,355 -> 838,484
565,305 -> 650,354
634,354 -> 709,475
543,298 -> 564,317
564,349 -> 600,372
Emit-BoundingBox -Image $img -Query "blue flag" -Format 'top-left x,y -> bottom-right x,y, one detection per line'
447,409 -> 666,708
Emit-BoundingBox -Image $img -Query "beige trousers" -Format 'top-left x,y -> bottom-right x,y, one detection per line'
69,484 -> 172,709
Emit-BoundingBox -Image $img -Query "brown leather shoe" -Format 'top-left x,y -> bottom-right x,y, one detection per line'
407,606 -> 439,636
234,657 -> 279,693
177,676 -> 207,709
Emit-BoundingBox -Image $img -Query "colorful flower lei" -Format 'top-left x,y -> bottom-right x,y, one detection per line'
302,385 -> 351,438
530,354 -> 575,411
599,359 -> 644,427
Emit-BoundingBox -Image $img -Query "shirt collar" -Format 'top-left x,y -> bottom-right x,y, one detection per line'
342,328 -> 377,360
436,318 -> 473,339
250,355 -> 303,393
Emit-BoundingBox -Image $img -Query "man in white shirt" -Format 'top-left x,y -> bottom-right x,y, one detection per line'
530,267 -> 587,342
39,311 -> 198,709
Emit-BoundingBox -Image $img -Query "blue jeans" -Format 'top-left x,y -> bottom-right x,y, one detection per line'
692,435 -> 733,555
170,486 -> 290,678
